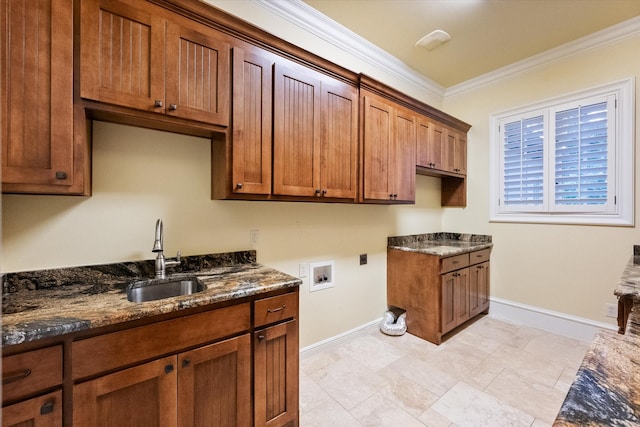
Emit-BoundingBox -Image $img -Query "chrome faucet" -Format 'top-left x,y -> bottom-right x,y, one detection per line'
152,219 -> 181,279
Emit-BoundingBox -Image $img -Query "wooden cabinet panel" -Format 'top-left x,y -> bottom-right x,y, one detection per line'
361,94 -> 416,203
165,20 -> 229,125
2,346 -> 62,405
470,261 -> 490,317
443,128 -> 466,175
273,61 -> 321,197
320,79 -> 358,200
392,108 -> 416,202
254,292 -> 299,328
441,267 -> 469,334
362,96 -> 393,201
72,303 -> 250,380
1,0 -> 89,194
231,46 -> 273,195
416,119 -> 445,170
80,0 -> 165,111
2,390 -> 62,427
177,335 -> 251,427
254,320 -> 298,427
73,356 -> 177,427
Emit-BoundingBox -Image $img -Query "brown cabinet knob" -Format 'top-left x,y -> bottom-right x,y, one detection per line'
169,104 -> 177,111
236,183 -> 243,189
182,358 -> 191,368
154,100 -> 163,108
55,171 -> 67,180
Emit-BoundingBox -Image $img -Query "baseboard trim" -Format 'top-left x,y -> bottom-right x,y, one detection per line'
300,318 -> 382,356
300,299 -> 618,354
489,297 -> 616,343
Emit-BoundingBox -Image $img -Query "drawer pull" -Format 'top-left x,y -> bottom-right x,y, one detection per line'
267,305 -> 286,313
258,334 -> 265,341
452,261 -> 459,264
164,364 -> 174,374
40,401 -> 55,415
2,369 -> 32,385
182,358 -> 191,368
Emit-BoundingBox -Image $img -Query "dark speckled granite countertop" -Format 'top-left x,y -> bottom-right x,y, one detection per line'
1,251 -> 301,347
554,256 -> 640,426
388,232 -> 493,257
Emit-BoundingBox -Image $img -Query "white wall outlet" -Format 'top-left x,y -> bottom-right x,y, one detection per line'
299,263 -> 309,278
605,303 -> 617,318
249,229 -> 260,247
309,260 -> 334,292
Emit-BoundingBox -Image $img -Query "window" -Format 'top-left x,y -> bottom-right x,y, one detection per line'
490,78 -> 634,226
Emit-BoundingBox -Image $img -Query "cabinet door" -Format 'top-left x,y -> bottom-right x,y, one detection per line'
165,20 -> 230,126
441,268 -> 470,334
392,107 -> 416,202
254,320 -> 299,427
73,356 -> 177,427
320,79 -> 358,199
1,0 -> 74,190
470,261 -> 490,317
177,334 -> 251,427
2,390 -> 62,427
362,96 -> 393,201
273,61 -> 321,197
443,128 -> 466,175
79,0 -> 165,112
416,119 -> 444,170
231,46 -> 273,195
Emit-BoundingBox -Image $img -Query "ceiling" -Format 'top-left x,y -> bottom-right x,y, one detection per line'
300,0 -> 640,88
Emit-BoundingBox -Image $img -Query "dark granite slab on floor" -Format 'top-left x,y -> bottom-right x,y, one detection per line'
2,251 -> 301,347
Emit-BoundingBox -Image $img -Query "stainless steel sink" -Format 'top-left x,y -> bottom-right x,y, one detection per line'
126,276 -> 205,303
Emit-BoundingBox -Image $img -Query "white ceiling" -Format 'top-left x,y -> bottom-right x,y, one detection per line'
300,0 -> 640,88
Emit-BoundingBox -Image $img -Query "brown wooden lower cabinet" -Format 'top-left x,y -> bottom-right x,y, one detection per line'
2,288 -> 300,427
2,390 -> 62,427
388,247 -> 491,345
73,335 -> 251,427
254,320 -> 299,427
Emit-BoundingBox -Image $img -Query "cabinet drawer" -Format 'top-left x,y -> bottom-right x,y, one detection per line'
73,303 -> 250,380
254,292 -> 298,328
2,345 -> 63,404
441,253 -> 469,273
470,248 -> 491,265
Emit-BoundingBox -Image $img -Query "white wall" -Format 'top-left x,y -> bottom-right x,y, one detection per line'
442,34 -> 640,326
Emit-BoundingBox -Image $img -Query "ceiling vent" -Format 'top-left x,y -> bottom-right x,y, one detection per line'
415,30 -> 451,51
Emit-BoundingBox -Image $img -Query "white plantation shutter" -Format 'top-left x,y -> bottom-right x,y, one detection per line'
491,78 -> 633,226
502,115 -> 545,210
552,96 -> 615,211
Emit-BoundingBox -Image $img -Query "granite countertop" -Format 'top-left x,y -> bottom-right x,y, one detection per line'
554,256 -> 640,426
2,251 -> 302,347
388,232 -> 493,257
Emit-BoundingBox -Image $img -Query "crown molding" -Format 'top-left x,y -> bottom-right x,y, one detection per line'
251,1 -> 639,101
252,0 -> 446,100
445,15 -> 640,98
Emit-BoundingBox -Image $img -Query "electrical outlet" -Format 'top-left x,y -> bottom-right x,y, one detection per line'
359,254 -> 367,265
249,229 -> 260,247
299,263 -> 309,278
605,303 -> 617,318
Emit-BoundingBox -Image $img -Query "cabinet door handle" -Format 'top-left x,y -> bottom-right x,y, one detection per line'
182,358 -> 191,368
169,104 -> 177,111
258,334 -> 265,341
2,369 -> 32,385
236,183 -> 243,189
164,364 -> 174,374
55,171 -> 67,180
267,305 -> 286,313
40,401 -> 55,416
154,100 -> 163,108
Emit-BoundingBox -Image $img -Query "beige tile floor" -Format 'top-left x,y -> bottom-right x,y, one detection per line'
300,315 -> 591,427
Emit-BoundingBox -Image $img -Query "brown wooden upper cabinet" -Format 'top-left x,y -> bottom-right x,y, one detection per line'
417,120 -> 466,176
361,92 -> 416,204
79,0 -> 230,126
217,44 -> 358,201
1,0 -> 89,195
